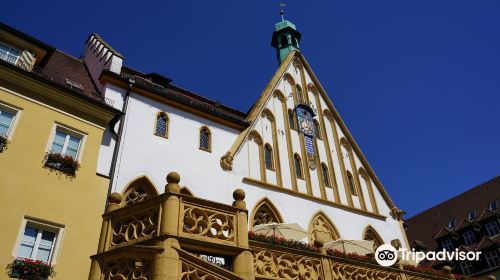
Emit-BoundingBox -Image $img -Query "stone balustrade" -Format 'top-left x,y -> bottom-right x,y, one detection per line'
87,171 -> 496,280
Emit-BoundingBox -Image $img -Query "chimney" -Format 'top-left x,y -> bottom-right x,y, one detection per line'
82,33 -> 123,91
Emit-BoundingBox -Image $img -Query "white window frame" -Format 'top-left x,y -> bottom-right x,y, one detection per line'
442,239 -> 453,251
13,217 -> 65,265
0,101 -> 22,140
485,251 -> 500,269
462,230 -> 476,245
489,200 -> 499,211
485,221 -> 499,236
468,210 -> 476,220
460,261 -> 474,275
448,218 -> 456,228
46,123 -> 86,162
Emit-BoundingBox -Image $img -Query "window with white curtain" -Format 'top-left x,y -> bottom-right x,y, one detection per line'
49,127 -> 82,159
16,219 -> 64,264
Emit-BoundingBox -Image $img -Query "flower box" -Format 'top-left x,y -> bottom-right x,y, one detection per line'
0,134 -> 8,152
44,152 -> 80,176
248,231 -> 320,253
7,258 -> 55,280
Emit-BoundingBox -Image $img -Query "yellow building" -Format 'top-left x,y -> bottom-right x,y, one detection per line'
0,23 -> 118,279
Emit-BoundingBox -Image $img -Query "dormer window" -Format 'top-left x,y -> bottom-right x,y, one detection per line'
442,239 -> 454,251
489,200 -> 498,211
448,218 -> 456,228
468,210 -> 476,220
0,42 -> 20,65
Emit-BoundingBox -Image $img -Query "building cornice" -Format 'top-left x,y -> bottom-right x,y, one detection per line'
100,70 -> 249,130
243,177 -> 387,221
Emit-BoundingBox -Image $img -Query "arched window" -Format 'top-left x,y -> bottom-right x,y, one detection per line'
199,126 -> 211,152
264,144 -> 273,170
296,85 -> 303,103
294,154 -> 303,179
122,176 -> 159,207
309,212 -> 340,245
363,226 -> 384,249
288,109 -> 296,129
321,163 -> 331,188
154,112 -> 169,138
313,119 -> 321,139
251,198 -> 284,228
347,171 -> 357,196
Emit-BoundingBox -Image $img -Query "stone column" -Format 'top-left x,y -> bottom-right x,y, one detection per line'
232,189 -> 255,280
88,193 -> 122,280
160,172 -> 181,235
152,172 -> 182,280
319,246 -> 334,280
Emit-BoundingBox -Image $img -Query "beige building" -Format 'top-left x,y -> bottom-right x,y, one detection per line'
0,23 -> 118,279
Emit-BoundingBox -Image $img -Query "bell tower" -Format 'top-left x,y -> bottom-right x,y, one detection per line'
271,5 -> 302,64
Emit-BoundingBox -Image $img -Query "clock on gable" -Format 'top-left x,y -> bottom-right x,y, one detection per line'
294,104 -> 317,168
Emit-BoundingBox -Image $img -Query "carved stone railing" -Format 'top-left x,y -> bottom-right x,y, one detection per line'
88,172 -> 254,280
250,241 -> 458,280
329,260 -> 401,280
180,195 -> 237,246
107,198 -> 161,248
88,171 -> 470,280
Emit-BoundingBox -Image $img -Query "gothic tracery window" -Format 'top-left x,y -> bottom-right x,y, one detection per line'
154,112 -> 169,138
122,177 -> 158,207
347,171 -> 357,196
199,126 -> 211,151
252,199 -> 283,228
313,119 -> 321,139
288,109 -> 296,129
309,213 -> 339,245
296,85 -> 303,103
321,163 -> 331,188
363,226 -> 384,249
264,144 -> 273,170
294,154 -> 303,179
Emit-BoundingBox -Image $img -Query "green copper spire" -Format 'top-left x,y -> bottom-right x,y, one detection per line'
271,5 -> 302,64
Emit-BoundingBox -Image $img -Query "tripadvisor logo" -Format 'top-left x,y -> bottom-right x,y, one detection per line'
375,244 -> 398,267
374,244 -> 482,267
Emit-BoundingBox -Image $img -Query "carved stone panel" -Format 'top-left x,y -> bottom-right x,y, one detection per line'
103,257 -> 152,280
253,248 -> 323,280
252,199 -> 283,228
331,262 -> 401,280
111,206 -> 159,247
182,202 -> 235,242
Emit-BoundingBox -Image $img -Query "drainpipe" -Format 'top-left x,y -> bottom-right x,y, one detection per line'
106,78 -> 136,203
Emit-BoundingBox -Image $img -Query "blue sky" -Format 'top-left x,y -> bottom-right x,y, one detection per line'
4,1 -> 499,217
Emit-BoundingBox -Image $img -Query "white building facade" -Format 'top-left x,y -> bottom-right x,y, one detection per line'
85,18 -> 409,250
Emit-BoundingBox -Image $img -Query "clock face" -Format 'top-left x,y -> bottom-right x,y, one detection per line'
295,105 -> 316,137
298,117 -> 315,136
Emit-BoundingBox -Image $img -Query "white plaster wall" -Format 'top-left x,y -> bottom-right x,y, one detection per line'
95,84 -> 126,176
103,84 -> 126,111
96,127 -> 115,176
111,92 -> 239,203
